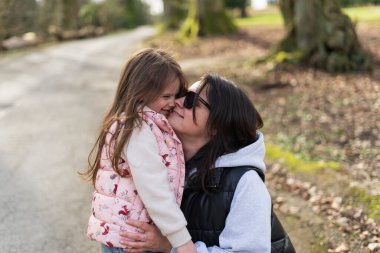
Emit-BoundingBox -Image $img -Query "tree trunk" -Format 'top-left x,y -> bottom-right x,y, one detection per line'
240,6 -> 247,18
38,0 -> 62,37
277,0 -> 371,72
180,0 -> 236,39
163,0 -> 187,30
62,0 -> 79,30
240,0 -> 248,18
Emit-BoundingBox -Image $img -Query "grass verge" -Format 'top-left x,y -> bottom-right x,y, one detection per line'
348,186 -> 380,221
235,5 -> 380,28
266,143 -> 341,172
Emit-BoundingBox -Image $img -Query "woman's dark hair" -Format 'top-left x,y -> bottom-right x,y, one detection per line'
187,73 -> 263,192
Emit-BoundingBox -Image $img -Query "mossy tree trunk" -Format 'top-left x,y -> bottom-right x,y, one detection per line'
180,0 -> 236,39
277,0 -> 371,72
163,0 -> 187,30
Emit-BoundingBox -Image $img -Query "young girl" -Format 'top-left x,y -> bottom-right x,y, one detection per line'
81,48 -> 196,253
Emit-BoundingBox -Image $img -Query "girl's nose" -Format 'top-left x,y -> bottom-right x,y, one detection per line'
168,97 -> 176,107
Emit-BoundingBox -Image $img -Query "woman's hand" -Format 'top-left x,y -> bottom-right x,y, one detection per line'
119,220 -> 171,253
176,241 -> 197,253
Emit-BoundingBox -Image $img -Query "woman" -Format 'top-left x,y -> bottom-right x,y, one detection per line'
119,73 -> 271,253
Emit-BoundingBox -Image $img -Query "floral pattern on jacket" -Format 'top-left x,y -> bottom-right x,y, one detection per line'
87,108 -> 185,248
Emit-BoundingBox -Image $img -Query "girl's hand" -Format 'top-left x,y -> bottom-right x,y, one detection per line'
119,220 -> 171,253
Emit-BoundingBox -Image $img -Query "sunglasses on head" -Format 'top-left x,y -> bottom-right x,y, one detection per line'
183,91 -> 211,110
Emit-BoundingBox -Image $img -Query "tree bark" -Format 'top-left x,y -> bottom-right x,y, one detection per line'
62,0 -> 79,30
240,5 -> 247,18
239,0 -> 248,18
277,0 -> 371,72
180,0 -> 236,39
38,0 -> 62,37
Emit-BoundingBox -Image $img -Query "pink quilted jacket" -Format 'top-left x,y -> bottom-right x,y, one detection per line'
87,109 -> 185,248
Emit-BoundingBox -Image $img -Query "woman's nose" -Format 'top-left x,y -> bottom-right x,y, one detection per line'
175,97 -> 184,108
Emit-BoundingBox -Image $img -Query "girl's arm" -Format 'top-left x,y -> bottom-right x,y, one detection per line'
124,122 -> 191,248
120,170 -> 271,253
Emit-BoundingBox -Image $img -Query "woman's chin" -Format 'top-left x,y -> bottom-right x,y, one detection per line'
168,112 -> 181,127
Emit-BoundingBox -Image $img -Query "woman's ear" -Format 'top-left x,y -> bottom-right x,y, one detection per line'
209,127 -> 217,137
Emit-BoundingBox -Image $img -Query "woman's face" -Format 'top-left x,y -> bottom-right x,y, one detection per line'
168,81 -> 211,142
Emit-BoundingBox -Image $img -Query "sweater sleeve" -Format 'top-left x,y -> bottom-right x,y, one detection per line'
124,122 -> 191,248
171,170 -> 271,253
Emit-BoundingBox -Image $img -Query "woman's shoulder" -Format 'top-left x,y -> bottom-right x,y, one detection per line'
222,167 -> 266,187
233,169 -> 271,203
240,169 -> 265,184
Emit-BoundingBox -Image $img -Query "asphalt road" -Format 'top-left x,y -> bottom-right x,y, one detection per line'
0,26 -> 155,253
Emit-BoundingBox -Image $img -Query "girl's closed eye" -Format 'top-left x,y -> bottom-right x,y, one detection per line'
163,94 -> 177,100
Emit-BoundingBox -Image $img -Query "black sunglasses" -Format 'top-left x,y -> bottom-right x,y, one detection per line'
183,91 -> 211,110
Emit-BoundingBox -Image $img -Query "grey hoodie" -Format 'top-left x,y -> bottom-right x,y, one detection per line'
172,132 -> 271,253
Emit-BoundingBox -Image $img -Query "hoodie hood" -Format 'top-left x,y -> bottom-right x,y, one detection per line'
215,131 -> 266,172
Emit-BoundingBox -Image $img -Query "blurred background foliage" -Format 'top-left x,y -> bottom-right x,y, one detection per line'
2,0 -> 379,40
0,0 -> 379,72
0,0 -> 150,41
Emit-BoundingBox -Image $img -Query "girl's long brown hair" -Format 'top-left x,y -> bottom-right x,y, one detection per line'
80,48 -> 187,186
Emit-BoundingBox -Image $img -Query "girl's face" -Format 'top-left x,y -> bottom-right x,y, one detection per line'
168,81 -> 211,142
147,77 -> 180,118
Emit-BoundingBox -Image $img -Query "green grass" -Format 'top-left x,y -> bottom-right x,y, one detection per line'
266,143 -> 341,172
349,187 -> 380,221
235,5 -> 380,28
235,11 -> 283,27
343,6 -> 380,23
